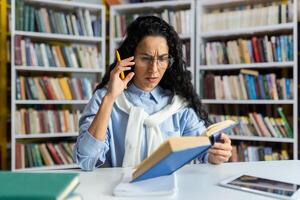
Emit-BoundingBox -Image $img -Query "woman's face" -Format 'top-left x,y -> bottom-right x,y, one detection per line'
133,36 -> 170,92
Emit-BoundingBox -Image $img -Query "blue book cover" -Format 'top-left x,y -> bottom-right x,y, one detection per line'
289,36 -> 293,61
249,76 -> 257,100
257,75 -> 266,99
285,79 -> 291,99
245,75 -> 256,99
265,75 -> 273,99
247,41 -> 254,63
245,75 -> 253,99
131,120 -> 237,183
276,37 -> 282,62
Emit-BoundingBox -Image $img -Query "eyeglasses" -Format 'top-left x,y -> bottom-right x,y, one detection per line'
135,55 -> 174,69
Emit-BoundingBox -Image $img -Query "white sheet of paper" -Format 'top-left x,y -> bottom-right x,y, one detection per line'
113,169 -> 177,197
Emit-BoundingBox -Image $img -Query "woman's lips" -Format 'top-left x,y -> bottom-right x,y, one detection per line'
146,77 -> 159,83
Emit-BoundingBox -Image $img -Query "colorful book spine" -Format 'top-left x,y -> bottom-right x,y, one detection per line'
15,142 -> 75,169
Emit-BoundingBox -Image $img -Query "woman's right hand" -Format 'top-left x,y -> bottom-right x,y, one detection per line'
106,56 -> 135,100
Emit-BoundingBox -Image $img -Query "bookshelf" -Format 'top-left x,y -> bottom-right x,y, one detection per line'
109,0 -> 195,81
11,0 -> 106,171
0,0 -> 8,170
196,0 -> 298,161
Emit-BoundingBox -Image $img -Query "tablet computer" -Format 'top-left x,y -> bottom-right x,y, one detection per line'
219,174 -> 300,200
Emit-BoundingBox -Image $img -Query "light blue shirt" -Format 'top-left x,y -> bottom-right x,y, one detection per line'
74,83 -> 208,170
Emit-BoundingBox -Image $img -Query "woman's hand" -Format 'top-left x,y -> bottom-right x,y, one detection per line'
208,133 -> 232,164
106,56 -> 135,99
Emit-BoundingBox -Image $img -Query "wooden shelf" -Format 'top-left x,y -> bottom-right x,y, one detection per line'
15,164 -> 78,172
228,135 -> 294,143
11,0 -> 106,171
15,100 -> 89,105
15,66 -> 104,73
201,99 -> 294,104
15,31 -> 103,43
15,133 -> 79,139
200,23 -> 294,39
24,0 -> 102,10
198,62 -> 294,70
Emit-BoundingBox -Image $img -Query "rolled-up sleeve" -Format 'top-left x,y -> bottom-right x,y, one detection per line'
73,89 -> 110,171
181,107 -> 209,163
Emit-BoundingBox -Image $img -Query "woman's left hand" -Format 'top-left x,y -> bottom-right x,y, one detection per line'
208,133 -> 232,164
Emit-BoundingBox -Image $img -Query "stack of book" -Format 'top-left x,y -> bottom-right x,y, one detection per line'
15,1 -> 102,36
197,0 -> 296,162
12,0 -> 105,171
209,107 -> 293,138
16,76 -> 93,100
201,34 -> 293,65
15,142 -> 75,169
15,109 -> 81,135
203,69 -> 293,100
114,9 -> 192,38
230,143 -> 289,162
201,1 -> 293,32
15,36 -> 102,68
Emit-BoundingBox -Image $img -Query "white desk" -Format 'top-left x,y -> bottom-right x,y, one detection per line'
67,160 -> 300,200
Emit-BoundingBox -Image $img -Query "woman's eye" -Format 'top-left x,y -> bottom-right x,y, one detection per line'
141,57 -> 151,62
159,57 -> 169,62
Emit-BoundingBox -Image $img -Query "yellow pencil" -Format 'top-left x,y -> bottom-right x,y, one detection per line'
116,50 -> 125,80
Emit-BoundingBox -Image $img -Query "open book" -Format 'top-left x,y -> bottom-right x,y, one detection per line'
131,120 -> 237,183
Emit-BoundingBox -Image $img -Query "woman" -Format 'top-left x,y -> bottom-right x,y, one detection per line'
74,16 -> 232,170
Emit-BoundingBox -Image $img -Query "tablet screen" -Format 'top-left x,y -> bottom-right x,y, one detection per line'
228,175 -> 300,197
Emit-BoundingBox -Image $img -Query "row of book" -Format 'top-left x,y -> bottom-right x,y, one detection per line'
15,36 -> 102,68
209,108 -> 293,138
202,1 -> 293,32
16,109 -> 81,135
15,142 -> 75,169
230,143 -> 289,162
15,1 -> 102,36
114,9 -> 192,37
202,35 -> 293,65
203,70 -> 293,100
16,76 -> 94,101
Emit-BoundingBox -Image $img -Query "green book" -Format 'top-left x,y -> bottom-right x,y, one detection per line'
24,5 -> 30,31
277,107 -> 293,138
0,172 -> 79,200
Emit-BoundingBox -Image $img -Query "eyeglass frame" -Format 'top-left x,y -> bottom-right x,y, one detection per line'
134,54 -> 174,69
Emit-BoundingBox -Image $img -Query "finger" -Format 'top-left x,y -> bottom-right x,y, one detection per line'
122,56 -> 135,62
212,143 -> 232,151
208,149 -> 232,158
123,72 -> 135,89
214,155 -> 229,163
209,154 -> 229,164
221,133 -> 231,144
115,61 -> 135,70
209,148 -> 232,156
116,58 -> 135,69
118,61 -> 135,68
123,72 -> 135,83
114,65 -> 134,75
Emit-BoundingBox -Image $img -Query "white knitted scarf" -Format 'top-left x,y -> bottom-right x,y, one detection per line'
115,92 -> 187,167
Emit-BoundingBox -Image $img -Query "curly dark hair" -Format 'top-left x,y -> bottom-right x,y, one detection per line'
95,16 -> 211,127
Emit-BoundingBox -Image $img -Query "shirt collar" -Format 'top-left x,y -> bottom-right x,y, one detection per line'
127,83 -> 161,103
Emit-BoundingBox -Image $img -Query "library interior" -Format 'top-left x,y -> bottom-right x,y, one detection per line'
0,0 -> 300,199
